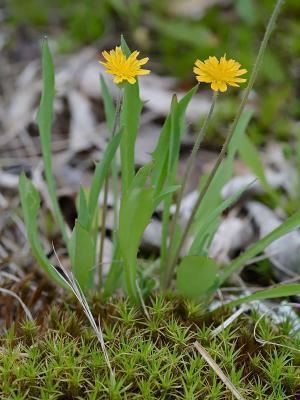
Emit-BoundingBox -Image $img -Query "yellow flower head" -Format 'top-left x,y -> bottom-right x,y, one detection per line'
100,46 -> 150,85
193,55 -> 247,92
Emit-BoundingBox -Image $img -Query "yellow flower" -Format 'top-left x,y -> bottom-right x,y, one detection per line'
193,55 -> 247,92
100,46 -> 150,85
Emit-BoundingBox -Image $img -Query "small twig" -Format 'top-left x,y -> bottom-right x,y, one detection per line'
194,341 -> 246,400
0,288 -> 33,322
210,304 -> 249,338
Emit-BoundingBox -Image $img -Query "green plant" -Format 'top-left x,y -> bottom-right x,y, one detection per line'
1,296 -> 299,399
19,0 -> 300,308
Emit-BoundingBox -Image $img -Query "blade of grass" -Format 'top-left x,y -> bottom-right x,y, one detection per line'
50,250 -> 114,379
221,211 -> 300,283
226,284 -> 300,307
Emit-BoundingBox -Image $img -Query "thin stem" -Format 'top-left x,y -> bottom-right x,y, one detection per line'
165,0 -> 285,288
98,91 -> 122,290
162,91 -> 218,288
111,144 -> 119,248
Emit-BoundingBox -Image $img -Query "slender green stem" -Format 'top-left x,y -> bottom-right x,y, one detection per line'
111,144 -> 119,248
164,0 -> 285,289
98,91 -> 122,290
162,92 -> 218,289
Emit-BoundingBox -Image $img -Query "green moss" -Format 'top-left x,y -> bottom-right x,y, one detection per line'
0,295 -> 299,399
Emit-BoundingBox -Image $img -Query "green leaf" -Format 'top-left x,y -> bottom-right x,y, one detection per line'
70,221 -> 96,292
119,186 -> 155,302
121,35 -> 131,57
38,38 -> 69,249
100,74 -> 115,133
189,181 -> 255,255
19,174 -> 67,288
221,211 -> 300,283
176,255 -> 219,299
152,85 -> 198,195
88,131 -> 122,227
120,82 -> 143,192
228,110 -> 253,161
154,185 -> 181,207
77,187 -> 89,229
100,73 -> 119,242
227,284 -> 300,307
151,95 -> 177,194
151,86 -> 198,272
129,162 -> 153,190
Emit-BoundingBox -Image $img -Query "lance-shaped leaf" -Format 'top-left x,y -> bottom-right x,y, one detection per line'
38,39 -> 69,249
118,166 -> 155,302
69,221 -> 96,292
19,174 -> 67,288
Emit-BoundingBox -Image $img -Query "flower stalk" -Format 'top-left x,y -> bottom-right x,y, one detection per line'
165,0 -> 285,288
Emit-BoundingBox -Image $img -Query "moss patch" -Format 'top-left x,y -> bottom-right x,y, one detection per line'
0,295 -> 299,399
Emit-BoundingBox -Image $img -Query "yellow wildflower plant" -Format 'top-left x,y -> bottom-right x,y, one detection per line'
193,55 -> 247,92
100,46 -> 150,85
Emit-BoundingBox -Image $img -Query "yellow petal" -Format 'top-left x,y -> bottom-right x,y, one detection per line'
228,82 -> 239,87
211,81 -> 220,91
137,57 -> 149,66
137,69 -> 151,76
195,59 -> 205,68
102,51 -> 112,61
232,77 -> 247,83
193,66 -> 202,75
218,81 -> 227,92
208,56 -> 218,65
198,76 -> 213,83
114,76 -> 123,84
235,68 -> 247,76
127,77 -> 136,84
